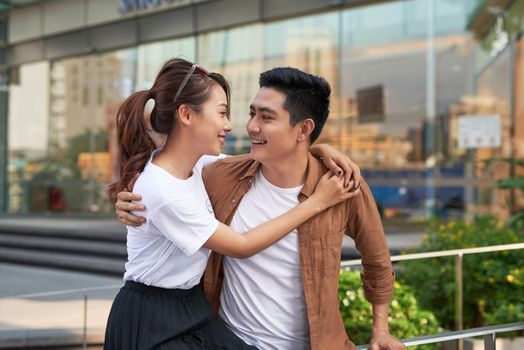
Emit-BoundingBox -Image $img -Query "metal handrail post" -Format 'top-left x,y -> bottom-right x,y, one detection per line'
455,253 -> 463,350
83,293 -> 88,349
484,332 -> 496,350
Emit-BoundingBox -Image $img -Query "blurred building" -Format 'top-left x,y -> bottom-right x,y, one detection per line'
0,0 -> 522,228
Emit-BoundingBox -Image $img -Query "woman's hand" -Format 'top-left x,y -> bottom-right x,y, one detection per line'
310,144 -> 361,189
115,191 -> 146,226
310,171 -> 361,212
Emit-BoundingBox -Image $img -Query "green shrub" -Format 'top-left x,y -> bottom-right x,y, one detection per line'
400,215 -> 524,332
484,157 -> 524,230
338,269 -> 441,350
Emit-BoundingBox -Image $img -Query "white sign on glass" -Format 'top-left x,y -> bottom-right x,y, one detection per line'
457,115 -> 501,149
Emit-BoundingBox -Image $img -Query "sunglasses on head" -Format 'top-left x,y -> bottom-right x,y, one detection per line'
173,63 -> 209,104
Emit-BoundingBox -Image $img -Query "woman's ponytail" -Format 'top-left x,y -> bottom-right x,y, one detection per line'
107,90 -> 155,203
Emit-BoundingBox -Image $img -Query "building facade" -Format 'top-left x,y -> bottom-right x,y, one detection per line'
1,0 -> 522,229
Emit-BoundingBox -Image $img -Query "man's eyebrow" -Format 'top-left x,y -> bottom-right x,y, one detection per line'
250,104 -> 277,115
217,103 -> 228,107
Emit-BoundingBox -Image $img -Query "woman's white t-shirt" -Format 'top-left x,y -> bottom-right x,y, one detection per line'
123,153 -> 222,289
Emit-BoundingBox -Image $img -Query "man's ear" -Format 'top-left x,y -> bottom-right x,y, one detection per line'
297,118 -> 315,142
177,104 -> 192,126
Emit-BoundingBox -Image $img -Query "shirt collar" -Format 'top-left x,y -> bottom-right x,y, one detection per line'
239,158 -> 260,180
239,152 -> 322,198
300,152 -> 322,198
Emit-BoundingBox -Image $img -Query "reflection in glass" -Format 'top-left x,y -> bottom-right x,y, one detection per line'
198,24 -> 263,154
8,62 -> 50,213
5,0 -> 520,225
338,0 -> 482,221
470,48 -> 511,218
264,13 -> 341,149
7,48 -> 139,214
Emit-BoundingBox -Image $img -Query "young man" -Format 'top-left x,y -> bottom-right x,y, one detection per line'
117,68 -> 405,350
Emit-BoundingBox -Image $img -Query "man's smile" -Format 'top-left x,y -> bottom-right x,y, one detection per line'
250,137 -> 268,145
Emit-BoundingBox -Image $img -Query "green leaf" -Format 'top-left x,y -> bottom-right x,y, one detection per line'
482,157 -> 524,167
496,177 -> 524,189
507,211 -> 524,230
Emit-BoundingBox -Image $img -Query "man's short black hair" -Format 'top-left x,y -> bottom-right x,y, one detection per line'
259,67 -> 331,143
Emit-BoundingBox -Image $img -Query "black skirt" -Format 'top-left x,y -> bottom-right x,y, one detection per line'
104,280 -> 258,350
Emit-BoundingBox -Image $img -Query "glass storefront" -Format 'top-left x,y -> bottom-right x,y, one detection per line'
198,24 -> 263,153
8,49 -> 139,213
8,61 -> 50,213
5,0 -> 523,228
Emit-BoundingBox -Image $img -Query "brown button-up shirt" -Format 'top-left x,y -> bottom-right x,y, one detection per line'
202,153 -> 394,350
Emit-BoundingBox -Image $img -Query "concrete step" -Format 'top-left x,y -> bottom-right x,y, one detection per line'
0,234 -> 126,259
0,225 -> 126,243
0,247 -> 124,277
0,217 -> 127,276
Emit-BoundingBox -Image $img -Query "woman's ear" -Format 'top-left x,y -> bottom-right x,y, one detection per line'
177,105 -> 192,126
297,118 -> 315,142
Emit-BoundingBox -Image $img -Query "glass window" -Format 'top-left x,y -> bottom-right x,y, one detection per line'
198,24 -> 263,154
5,0 -> 517,226
515,36 -> 524,160
47,48 -> 138,213
514,36 -> 524,212
8,61 -> 50,213
263,13 -> 342,149
337,0 -> 483,221
7,47 -> 139,214
0,16 -> 6,46
136,37 -> 196,90
471,48 -> 512,218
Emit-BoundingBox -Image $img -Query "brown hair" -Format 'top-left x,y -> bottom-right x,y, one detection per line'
107,58 -> 230,203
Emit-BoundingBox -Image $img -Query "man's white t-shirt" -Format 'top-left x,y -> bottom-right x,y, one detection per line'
219,169 -> 311,350
123,153 -> 222,289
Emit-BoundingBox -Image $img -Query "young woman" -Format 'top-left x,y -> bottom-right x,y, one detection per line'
104,58 -> 357,349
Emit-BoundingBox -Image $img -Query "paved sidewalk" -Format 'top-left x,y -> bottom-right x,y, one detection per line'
0,263 -> 122,347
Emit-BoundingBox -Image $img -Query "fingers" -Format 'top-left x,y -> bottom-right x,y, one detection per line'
345,180 -> 354,190
322,171 -> 361,194
337,179 -> 359,197
117,210 -> 145,226
115,191 -> 146,227
117,191 -> 142,202
319,170 -> 336,182
326,156 -> 351,187
331,156 -> 360,189
347,158 -> 361,190
369,335 -> 405,350
338,157 -> 353,187
341,188 -> 361,201
326,159 -> 343,178
115,200 -> 144,212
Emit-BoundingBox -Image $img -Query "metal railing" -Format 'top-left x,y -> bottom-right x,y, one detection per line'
3,286 -> 522,349
341,242 -> 524,336
356,322 -> 524,350
2,243 -> 523,349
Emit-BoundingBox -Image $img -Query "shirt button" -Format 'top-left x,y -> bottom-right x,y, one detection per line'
232,199 -> 236,203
